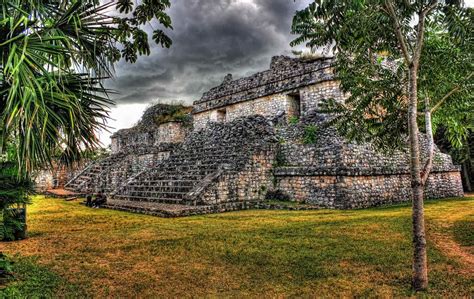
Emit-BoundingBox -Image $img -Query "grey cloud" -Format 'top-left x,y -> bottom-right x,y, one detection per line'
107,0 -> 311,106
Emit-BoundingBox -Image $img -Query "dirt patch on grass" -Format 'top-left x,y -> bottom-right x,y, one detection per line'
427,198 -> 474,277
430,231 -> 474,276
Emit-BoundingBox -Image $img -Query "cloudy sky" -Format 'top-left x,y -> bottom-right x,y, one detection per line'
100,0 -> 474,145
100,0 -> 311,145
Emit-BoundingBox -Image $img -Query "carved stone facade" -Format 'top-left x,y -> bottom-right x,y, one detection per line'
63,56 -> 463,215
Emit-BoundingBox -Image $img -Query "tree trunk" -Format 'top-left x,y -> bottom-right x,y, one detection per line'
462,162 -> 472,192
408,67 -> 428,291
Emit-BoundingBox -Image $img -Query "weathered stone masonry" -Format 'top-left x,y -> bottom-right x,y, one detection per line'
63,55 -> 463,214
65,104 -> 190,193
193,56 -> 343,130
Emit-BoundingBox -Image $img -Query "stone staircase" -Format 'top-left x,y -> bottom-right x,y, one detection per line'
65,153 -> 126,193
109,116 -> 277,208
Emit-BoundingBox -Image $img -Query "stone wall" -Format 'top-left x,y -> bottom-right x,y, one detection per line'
196,149 -> 276,204
194,94 -> 290,130
111,122 -> 188,154
271,111 -> 464,208
193,56 -> 334,113
275,170 -> 463,209
34,163 -> 85,191
192,56 -> 340,130
154,122 -> 188,145
34,169 -> 54,191
193,80 -> 345,130
299,81 -> 345,115
336,170 -> 463,208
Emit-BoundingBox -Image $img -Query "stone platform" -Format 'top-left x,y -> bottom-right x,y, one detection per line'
102,199 -> 322,217
44,188 -> 82,199
102,199 -> 260,217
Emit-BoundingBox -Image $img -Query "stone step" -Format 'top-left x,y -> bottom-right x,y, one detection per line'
137,179 -> 197,184
123,192 -> 186,200
125,185 -> 193,191
139,173 -> 207,180
113,194 -> 184,203
127,186 -> 195,191
102,199 -> 210,217
125,187 -> 190,193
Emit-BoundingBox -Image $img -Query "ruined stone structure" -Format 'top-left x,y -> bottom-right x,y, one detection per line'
64,55 -> 463,215
34,162 -> 85,192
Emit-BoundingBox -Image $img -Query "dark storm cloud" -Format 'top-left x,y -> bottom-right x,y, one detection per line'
107,0 -> 311,105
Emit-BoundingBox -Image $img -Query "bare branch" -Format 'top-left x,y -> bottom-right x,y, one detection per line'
423,0 -> 439,15
421,97 -> 434,185
384,1 -> 411,64
413,1 -> 438,67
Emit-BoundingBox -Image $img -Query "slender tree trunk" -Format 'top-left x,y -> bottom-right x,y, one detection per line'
463,137 -> 473,192
462,162 -> 472,192
421,97 -> 434,185
408,67 -> 428,290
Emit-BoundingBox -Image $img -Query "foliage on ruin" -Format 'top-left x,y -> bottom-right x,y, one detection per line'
133,103 -> 193,130
303,125 -> 318,145
154,106 -> 193,126
288,116 -> 300,125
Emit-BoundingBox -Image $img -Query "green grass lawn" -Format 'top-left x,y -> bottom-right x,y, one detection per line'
0,196 -> 473,297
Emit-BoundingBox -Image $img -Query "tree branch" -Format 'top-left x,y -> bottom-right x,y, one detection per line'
412,2 -> 438,67
430,71 -> 473,113
423,1 -> 439,15
384,1 -> 411,64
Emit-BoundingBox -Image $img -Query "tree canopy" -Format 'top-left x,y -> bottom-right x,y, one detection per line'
291,0 -> 473,151
291,0 -> 473,291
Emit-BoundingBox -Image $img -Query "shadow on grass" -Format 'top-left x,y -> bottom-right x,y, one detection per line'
0,256 -> 88,298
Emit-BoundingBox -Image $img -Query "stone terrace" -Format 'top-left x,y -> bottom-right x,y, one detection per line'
110,115 -> 277,206
193,56 -> 334,113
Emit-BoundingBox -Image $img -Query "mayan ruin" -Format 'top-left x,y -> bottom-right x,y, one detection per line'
56,56 -> 463,216
3,0 -> 473,296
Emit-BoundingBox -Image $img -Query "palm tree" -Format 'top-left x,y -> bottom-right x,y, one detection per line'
0,0 -> 173,177
0,0 -> 118,176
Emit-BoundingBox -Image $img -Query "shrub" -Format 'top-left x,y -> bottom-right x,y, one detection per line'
154,105 -> 193,125
0,253 -> 13,282
288,116 -> 299,125
0,162 -> 31,241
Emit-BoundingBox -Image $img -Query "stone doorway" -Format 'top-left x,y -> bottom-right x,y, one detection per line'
288,93 -> 301,119
217,108 -> 227,122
